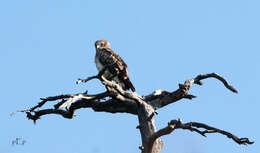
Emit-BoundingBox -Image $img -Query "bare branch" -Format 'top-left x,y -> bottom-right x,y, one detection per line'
183,122 -> 254,145
76,65 -> 114,85
100,75 -> 145,104
15,67 -> 146,124
25,98 -> 138,123
17,89 -> 137,123
76,67 -> 106,84
194,73 -> 238,93
146,73 -> 238,110
147,119 -> 254,153
76,76 -> 99,84
77,67 -> 144,105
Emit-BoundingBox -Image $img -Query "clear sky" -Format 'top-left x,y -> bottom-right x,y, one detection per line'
1,0 -> 259,153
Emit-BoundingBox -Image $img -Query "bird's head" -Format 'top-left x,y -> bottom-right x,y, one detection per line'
95,40 -> 111,49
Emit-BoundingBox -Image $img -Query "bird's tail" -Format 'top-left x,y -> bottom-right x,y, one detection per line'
123,77 -> 135,92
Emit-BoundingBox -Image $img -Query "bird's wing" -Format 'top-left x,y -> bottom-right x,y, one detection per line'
98,47 -> 129,74
97,47 -> 135,91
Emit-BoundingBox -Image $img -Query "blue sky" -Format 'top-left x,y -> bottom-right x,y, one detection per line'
0,0 -> 259,153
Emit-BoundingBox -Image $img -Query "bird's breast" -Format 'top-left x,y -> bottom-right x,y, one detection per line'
95,56 -> 104,71
95,56 -> 112,78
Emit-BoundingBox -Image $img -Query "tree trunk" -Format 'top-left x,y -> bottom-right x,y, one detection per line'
137,102 -> 163,153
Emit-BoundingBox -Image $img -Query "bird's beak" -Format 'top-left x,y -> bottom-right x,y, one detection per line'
96,44 -> 100,49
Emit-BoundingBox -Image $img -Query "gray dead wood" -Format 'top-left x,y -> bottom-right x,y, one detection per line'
15,72 -> 253,153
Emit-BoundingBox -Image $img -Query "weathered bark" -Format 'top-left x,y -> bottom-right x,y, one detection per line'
14,73 -> 253,153
137,102 -> 163,153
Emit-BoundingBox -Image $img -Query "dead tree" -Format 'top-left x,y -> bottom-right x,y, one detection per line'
16,71 -> 253,153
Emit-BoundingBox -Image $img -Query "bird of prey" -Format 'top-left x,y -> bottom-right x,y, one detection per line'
94,40 -> 135,92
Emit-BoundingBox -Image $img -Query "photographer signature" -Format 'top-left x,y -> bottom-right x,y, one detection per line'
12,138 -> 26,146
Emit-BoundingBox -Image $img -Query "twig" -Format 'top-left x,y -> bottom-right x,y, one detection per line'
76,76 -> 99,84
76,67 -> 107,84
194,73 -> 238,93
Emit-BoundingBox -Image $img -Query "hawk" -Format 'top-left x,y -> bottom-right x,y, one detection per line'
94,40 -> 135,92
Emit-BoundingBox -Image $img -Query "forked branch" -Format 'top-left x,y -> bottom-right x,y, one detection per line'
146,73 -> 237,110
147,119 -> 254,153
